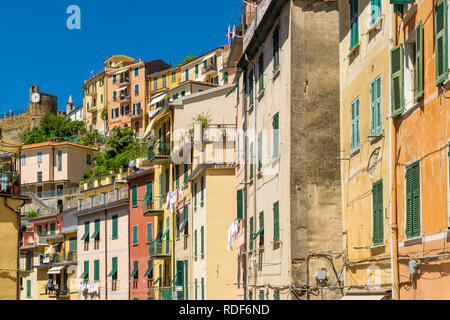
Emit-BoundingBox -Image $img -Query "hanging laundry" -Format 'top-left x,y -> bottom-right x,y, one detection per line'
227,220 -> 239,251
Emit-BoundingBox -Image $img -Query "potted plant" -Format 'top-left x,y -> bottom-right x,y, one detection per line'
7,171 -> 19,194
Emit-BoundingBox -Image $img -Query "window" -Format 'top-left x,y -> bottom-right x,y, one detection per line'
185,69 -> 189,81
349,0 -> 359,50
50,223 -> 56,235
415,21 -> 424,101
195,279 -> 198,300
249,291 -> 253,300
237,189 -> 243,220
21,155 -> 26,166
135,84 -> 139,95
109,257 -> 118,284
37,172 -> 42,183
94,260 -> 100,281
162,75 -> 167,88
147,223 -> 153,244
132,186 -> 138,207
184,164 -> 189,185
273,113 -> 279,158
273,25 -> 280,71
195,64 -> 199,74
200,177 -> 205,204
201,278 -> 205,300
436,0 -> 448,85
194,183 -> 198,207
391,44 -> 404,116
248,69 -> 254,107
27,280 -> 31,298
57,151 -> 62,172
113,75 -> 116,83
200,226 -> 205,255
194,230 -> 198,257
370,76 -> 382,136
258,131 -> 263,172
92,219 -> 100,243
259,211 -> 264,247
101,94 -> 104,103
273,201 -> 280,242
258,53 -> 264,92
165,168 -> 170,194
181,91 -> 186,97
350,97 -> 360,151
83,261 -> 89,281
87,154 -> 92,165
133,225 -> 138,245
113,91 -> 117,100
370,0 -> 381,25
81,221 -> 90,244
249,217 -> 254,251
372,181 -> 384,246
175,165 -> 180,188
259,290 -> 265,300
37,152 -> 42,164
274,291 -> 280,300
224,72 -> 229,83
112,215 -> 119,239
135,68 -> 139,77
172,72 -> 176,82
406,162 -> 421,238
250,142 -> 254,179
153,78 -> 158,90
131,261 -> 139,283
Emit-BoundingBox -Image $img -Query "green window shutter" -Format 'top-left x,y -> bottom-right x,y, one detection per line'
258,53 -> 264,92
163,75 -> 167,88
82,221 -> 90,241
27,280 -> 31,298
84,261 -> 89,281
351,98 -> 360,150
146,181 -> 153,203
194,230 -> 198,257
201,177 -> 205,203
274,290 -> 280,300
135,68 -> 139,77
195,279 -> 198,300
390,0 -> 414,3
57,151 -> 62,172
258,131 -> 263,172
195,64 -> 199,74
406,162 -> 421,238
194,183 -> 197,207
370,0 -> 381,25
259,290 -> 265,300
185,69 -> 189,81
237,189 -> 243,220
147,223 -> 153,244
159,173 -> 163,209
69,237 -> 77,251
371,76 -> 382,136
184,164 -> 189,185
50,223 -> 56,235
132,186 -> 138,207
249,291 -> 253,300
273,113 -> 279,158
94,260 -> 100,281
185,261 -> 189,300
250,143 -> 254,179
165,168 -> 170,194
176,165 -> 180,188
415,21 -> 424,101
112,215 -> 118,239
113,75 -> 116,83
391,44 -> 405,116
249,217 -> 254,251
273,201 -> 280,242
436,0 -> 448,86
201,226 -> 204,254
154,78 -> 158,90
350,0 -> 359,50
372,181 -> 384,245
133,225 -> 138,245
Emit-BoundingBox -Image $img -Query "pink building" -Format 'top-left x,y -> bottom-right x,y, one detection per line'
105,55 -> 169,137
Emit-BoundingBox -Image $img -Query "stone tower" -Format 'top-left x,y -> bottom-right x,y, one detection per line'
66,95 -> 75,114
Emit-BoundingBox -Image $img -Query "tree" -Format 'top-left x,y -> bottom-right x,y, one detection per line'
78,130 -> 103,148
20,114 -> 87,145
178,55 -> 197,66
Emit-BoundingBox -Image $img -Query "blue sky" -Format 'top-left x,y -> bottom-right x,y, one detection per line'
0,0 -> 242,113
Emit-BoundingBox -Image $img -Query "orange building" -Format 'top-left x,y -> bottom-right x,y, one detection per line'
105,55 -> 169,137
391,0 -> 450,299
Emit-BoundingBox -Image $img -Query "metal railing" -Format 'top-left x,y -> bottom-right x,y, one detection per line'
202,64 -> 217,74
23,187 -> 79,199
149,239 -> 172,258
148,140 -> 171,159
78,187 -> 128,211
142,196 -> 166,212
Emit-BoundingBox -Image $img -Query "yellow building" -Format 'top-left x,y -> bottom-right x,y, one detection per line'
339,0 -> 392,299
0,138 -> 29,300
83,71 -> 108,135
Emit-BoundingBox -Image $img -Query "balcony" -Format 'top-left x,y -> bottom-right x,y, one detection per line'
149,239 -> 172,259
148,140 -> 171,165
130,109 -> 142,120
41,283 -> 70,299
242,0 -> 272,52
143,196 -> 165,217
119,94 -> 131,103
201,64 -> 217,75
78,187 -> 128,211
0,167 -> 20,196
118,77 -> 130,85
46,252 -> 77,265
88,105 -> 98,113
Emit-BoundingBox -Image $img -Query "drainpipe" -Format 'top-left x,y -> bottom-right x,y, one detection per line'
4,197 -> 27,300
244,51 -> 257,300
389,4 -> 400,301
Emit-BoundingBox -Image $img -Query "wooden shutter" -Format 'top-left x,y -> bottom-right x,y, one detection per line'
258,131 -> 263,172
94,260 -> 100,281
27,280 -> 31,298
194,230 -> 198,256
391,44 -> 405,116
112,215 -> 118,239
132,186 -> 138,207
237,189 -> 243,220
435,0 -> 448,85
372,181 -> 384,245
273,201 -> 280,242
84,260 -> 89,280
415,21 -> 424,101
273,113 -> 279,158
412,163 -> 421,237
406,166 -> 413,238
147,223 -> 153,244
201,226 -> 204,254
195,279 -> 198,300
249,217 -> 254,251
201,278 -> 205,300
133,225 -> 138,245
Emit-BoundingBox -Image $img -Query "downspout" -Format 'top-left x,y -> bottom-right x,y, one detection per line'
4,197 -> 27,300
389,4 -> 400,300
244,51 -> 257,300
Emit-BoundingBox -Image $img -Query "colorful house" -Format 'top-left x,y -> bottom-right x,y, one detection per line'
126,168 -> 156,300
83,70 -> 107,134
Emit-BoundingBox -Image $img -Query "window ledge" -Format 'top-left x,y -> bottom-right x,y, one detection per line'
367,17 -> 383,34
404,236 -> 423,247
442,76 -> 450,90
370,243 -> 385,250
350,147 -> 361,158
272,67 -> 280,80
347,42 -> 360,58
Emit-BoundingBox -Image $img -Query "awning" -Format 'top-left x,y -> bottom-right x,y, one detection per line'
178,218 -> 188,233
114,68 -> 129,75
44,245 -> 54,254
90,228 -> 100,240
130,264 -> 138,278
153,276 -> 161,285
80,270 -> 88,279
143,118 -> 156,140
341,294 -> 386,300
251,228 -> 264,241
161,227 -> 169,240
116,86 -> 128,92
202,52 -> 216,61
149,93 -> 167,106
144,261 -> 154,277
107,265 -> 117,277
48,266 -> 66,275
80,231 -> 89,241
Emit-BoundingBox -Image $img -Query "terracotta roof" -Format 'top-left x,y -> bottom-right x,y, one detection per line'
22,141 -> 97,151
